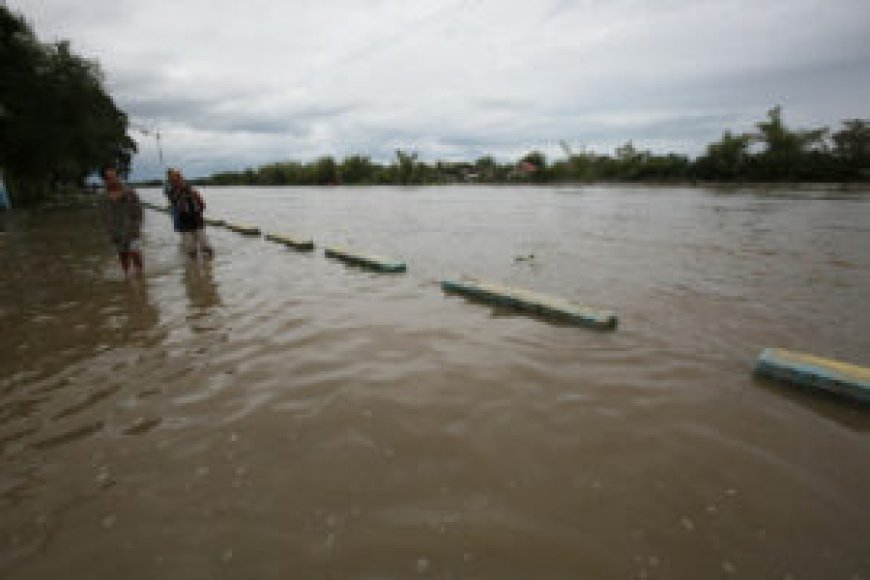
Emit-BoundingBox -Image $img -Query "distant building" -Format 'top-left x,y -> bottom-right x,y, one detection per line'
517,161 -> 539,174
508,161 -> 540,180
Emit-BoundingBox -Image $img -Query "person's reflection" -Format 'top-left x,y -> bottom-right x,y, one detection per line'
182,260 -> 222,310
120,278 -> 161,345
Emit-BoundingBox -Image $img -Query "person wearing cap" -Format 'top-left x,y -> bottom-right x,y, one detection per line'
164,168 -> 183,233
100,167 -> 144,277
168,169 -> 213,259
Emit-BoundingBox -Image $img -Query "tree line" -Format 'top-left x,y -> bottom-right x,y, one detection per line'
3,5 -> 867,203
1,5 -> 134,205
196,107 -> 867,187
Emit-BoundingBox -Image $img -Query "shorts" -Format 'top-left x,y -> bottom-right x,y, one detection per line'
182,229 -> 213,256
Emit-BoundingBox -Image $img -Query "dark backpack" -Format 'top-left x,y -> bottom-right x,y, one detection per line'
176,188 -> 202,229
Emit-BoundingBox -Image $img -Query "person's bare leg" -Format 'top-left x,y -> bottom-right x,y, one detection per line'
130,251 -> 143,276
198,229 -> 214,258
119,252 -> 131,276
183,232 -> 197,258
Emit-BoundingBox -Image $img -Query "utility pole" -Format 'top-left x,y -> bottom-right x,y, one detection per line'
154,129 -> 164,168
132,124 -> 166,174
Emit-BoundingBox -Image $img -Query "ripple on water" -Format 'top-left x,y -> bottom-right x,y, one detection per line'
1,186 -> 869,578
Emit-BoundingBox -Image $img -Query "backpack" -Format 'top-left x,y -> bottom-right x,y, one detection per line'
175,187 -> 203,229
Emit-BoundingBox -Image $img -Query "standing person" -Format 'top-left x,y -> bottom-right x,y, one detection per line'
164,168 -> 183,233
169,170 -> 213,259
100,167 -> 143,277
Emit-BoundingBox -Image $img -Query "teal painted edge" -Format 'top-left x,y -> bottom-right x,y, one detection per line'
324,247 -> 407,273
755,348 -> 870,404
265,233 -> 315,251
441,279 -> 617,330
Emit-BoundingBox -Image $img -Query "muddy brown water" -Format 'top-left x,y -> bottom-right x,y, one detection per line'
1,185 -> 869,579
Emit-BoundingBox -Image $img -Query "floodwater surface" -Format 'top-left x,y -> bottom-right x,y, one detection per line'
1,185 -> 869,579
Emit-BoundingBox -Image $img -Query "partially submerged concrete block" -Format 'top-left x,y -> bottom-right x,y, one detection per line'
756,348 -> 870,404
265,232 -> 315,251
441,279 -> 617,330
324,246 -> 406,273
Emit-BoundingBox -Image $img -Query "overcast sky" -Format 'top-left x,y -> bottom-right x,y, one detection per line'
10,0 -> 870,179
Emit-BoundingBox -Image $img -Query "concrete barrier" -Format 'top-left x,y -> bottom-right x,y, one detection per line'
224,222 -> 261,236
324,246 -> 406,273
265,233 -> 315,251
441,279 -> 617,329
755,348 -> 870,404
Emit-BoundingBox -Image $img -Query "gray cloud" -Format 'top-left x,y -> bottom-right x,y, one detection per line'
10,0 -> 870,179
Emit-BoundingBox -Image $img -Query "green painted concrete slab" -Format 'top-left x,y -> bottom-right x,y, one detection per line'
265,233 -> 315,251
756,348 -> 870,404
441,279 -> 617,330
324,246 -> 406,273
224,222 -> 261,236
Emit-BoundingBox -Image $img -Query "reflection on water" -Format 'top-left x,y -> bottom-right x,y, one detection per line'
183,260 -> 222,311
1,186 -> 869,578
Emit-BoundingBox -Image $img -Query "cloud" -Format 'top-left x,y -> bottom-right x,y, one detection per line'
9,0 -> 870,179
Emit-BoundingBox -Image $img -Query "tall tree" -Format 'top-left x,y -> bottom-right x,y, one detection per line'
0,5 -> 135,204
832,119 -> 870,173
339,155 -> 374,184
394,149 -> 419,185
751,106 -> 827,180
309,156 -> 338,185
695,131 -> 752,180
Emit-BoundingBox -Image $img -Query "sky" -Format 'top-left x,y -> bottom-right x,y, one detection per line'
9,0 -> 870,180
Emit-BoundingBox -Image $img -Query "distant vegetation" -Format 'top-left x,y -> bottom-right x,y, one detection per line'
0,5 -> 134,205
2,4 -> 868,207
199,107 -> 868,187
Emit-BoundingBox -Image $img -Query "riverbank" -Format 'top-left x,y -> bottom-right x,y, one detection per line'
127,179 -> 870,194
1,188 -> 100,210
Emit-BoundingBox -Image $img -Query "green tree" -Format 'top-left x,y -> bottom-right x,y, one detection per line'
0,6 -> 135,204
751,106 -> 827,180
394,149 -> 419,185
694,131 -> 752,180
258,163 -> 286,185
612,141 -> 652,179
473,156 -> 497,181
832,119 -> 870,174
309,156 -> 338,185
339,155 -> 374,184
